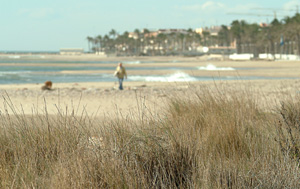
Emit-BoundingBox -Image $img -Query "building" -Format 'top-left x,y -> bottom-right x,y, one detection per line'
157,29 -> 188,35
143,31 -> 158,38
60,48 -> 84,55
259,23 -> 268,27
128,32 -> 139,39
195,26 -> 222,36
142,29 -> 189,38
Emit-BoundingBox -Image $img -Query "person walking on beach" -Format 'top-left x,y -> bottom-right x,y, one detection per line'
114,62 -> 127,90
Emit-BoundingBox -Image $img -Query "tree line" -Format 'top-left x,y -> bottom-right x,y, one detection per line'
86,13 -> 300,56
220,13 -> 300,56
86,28 -> 202,56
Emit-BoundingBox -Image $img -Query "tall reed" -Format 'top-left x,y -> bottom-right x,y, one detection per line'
0,87 -> 299,188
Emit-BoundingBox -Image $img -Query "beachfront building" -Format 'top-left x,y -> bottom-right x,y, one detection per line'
195,26 -> 222,36
60,48 -> 84,55
143,30 -> 158,38
157,29 -> 189,35
128,32 -> 139,40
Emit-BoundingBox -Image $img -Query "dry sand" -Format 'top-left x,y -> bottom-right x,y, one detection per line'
0,55 -> 300,117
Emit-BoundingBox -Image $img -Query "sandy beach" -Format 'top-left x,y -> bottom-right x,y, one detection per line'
1,55 -> 300,188
0,55 -> 300,116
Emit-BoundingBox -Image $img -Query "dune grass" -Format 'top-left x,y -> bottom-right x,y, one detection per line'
0,87 -> 300,188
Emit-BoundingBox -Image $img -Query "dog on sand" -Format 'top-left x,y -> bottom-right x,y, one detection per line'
41,81 -> 53,90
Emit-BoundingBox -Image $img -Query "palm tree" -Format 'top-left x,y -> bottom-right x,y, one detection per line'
141,29 -> 151,55
109,29 -> 117,39
102,35 -> 110,53
86,36 -> 94,52
185,29 -> 195,51
230,20 -> 247,53
134,29 -> 140,37
133,29 -> 140,55
218,25 -> 230,47
202,31 -> 210,47
96,35 -> 102,53
243,23 -> 260,55
283,13 -> 300,55
156,33 -> 167,55
178,33 -> 185,52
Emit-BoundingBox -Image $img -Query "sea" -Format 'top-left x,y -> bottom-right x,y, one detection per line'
0,54 -> 298,84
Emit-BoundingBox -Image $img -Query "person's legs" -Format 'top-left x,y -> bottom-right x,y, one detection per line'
118,78 -> 123,90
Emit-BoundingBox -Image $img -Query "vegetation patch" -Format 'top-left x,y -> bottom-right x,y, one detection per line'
0,88 -> 299,188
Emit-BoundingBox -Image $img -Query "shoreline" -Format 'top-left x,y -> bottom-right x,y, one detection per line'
1,57 -> 300,80
0,55 -> 299,116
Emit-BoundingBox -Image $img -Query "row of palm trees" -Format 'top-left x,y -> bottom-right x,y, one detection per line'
86,13 -> 300,56
86,28 -> 202,56
218,13 -> 300,56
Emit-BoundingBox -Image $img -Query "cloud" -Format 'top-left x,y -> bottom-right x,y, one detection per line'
227,3 -> 258,13
180,1 -> 225,12
179,1 -> 258,14
201,1 -> 225,10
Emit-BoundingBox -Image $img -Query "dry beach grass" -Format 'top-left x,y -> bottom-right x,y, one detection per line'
0,84 -> 300,188
0,56 -> 300,187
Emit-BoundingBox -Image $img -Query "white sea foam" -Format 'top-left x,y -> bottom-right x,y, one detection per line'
0,71 -> 32,75
28,55 -> 46,59
8,55 -> 21,59
123,60 -> 141,64
197,64 -> 235,71
129,72 -> 197,82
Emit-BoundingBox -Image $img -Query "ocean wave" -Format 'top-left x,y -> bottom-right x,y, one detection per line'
123,60 -> 141,64
8,55 -> 21,59
129,72 -> 197,82
0,71 -> 32,75
25,55 -> 46,59
197,64 -> 235,71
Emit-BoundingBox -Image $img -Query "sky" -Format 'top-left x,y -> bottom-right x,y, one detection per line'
0,0 -> 299,52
